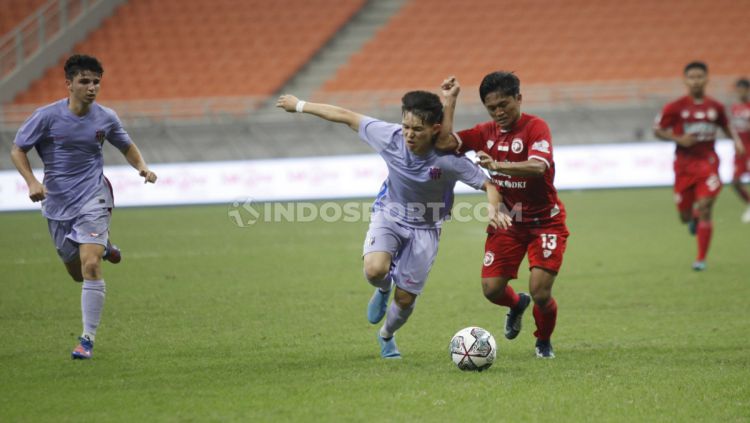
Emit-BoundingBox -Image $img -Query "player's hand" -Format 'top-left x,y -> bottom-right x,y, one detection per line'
441,76 -> 460,99
139,169 -> 157,184
475,151 -> 497,171
736,141 -> 747,156
488,204 -> 512,230
276,94 -> 300,113
675,134 -> 698,148
28,180 -> 46,202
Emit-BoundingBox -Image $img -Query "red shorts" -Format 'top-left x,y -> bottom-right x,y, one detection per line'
674,157 -> 721,213
734,153 -> 750,180
481,218 -> 569,280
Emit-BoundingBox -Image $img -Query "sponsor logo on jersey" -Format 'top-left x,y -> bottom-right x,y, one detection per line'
531,140 -> 550,154
483,251 -> 495,266
495,179 -> 527,189
95,130 -> 106,145
511,138 -> 524,154
684,122 -> 718,141
496,144 -> 510,152
428,167 -> 442,180
486,140 -> 495,149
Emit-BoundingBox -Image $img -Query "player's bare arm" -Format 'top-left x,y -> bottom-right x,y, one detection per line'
654,127 -> 697,148
276,94 -> 363,132
10,144 -> 46,202
721,123 -> 747,156
435,76 -> 460,152
476,150 -> 547,177
122,144 -> 157,183
482,180 -> 512,230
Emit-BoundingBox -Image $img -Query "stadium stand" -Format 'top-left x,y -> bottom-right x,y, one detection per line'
320,0 -> 750,94
10,0 -> 366,104
0,0 -> 48,36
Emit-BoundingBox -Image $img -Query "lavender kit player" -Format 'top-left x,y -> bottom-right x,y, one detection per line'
277,90 -> 511,359
10,54 -> 157,359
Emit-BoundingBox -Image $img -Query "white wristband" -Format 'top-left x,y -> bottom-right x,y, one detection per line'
295,101 -> 306,113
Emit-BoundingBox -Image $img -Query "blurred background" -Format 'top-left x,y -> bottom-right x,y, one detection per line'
1,0 -> 748,169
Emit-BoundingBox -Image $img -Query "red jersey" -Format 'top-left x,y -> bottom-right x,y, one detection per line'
456,113 -> 565,225
656,95 -> 729,162
730,101 -> 750,146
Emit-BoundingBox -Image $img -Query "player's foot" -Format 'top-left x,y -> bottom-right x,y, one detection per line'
692,260 -> 706,271
687,218 -> 698,236
377,332 -> 401,359
535,339 -> 555,359
367,287 -> 390,324
102,241 -> 121,264
71,336 -> 94,359
505,292 -> 531,340
742,206 -> 750,223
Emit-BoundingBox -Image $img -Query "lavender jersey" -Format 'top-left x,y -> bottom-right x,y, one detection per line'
14,99 -> 132,220
358,117 -> 488,228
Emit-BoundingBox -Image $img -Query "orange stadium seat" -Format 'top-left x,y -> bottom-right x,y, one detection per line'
319,0 -> 750,95
11,0 -> 366,105
0,0 -> 47,36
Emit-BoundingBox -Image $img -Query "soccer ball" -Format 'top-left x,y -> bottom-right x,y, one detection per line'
449,326 -> 497,371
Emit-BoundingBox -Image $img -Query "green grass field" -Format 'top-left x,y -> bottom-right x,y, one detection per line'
1,187 -> 748,422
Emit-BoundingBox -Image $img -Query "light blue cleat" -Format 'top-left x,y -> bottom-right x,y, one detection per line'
692,261 -> 706,271
367,288 -> 390,324
377,332 -> 401,359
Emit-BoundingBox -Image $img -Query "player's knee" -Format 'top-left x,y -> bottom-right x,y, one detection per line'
393,289 -> 416,309
80,256 -> 102,279
531,290 -> 552,306
363,262 -> 389,282
481,279 -> 506,301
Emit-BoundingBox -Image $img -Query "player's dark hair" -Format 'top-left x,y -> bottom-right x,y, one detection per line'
479,71 -> 520,102
683,61 -> 707,75
64,54 -> 104,80
736,78 -> 750,89
401,90 -> 443,125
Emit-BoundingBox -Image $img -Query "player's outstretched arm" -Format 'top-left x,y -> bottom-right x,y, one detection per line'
721,123 -> 747,156
476,151 -> 547,177
654,127 -> 697,148
10,145 -> 46,202
435,76 -> 460,152
122,144 -> 157,183
276,94 -> 363,132
482,180 -> 512,230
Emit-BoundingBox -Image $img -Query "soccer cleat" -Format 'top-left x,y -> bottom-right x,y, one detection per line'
742,206 -> 750,224
535,339 -> 555,359
367,287 -> 390,324
71,336 -> 94,359
687,218 -> 698,236
103,241 -> 121,264
505,292 -> 531,340
377,332 -> 401,359
692,261 -> 706,271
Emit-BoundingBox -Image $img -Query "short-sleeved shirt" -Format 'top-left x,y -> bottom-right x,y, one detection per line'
730,101 -> 750,146
655,96 -> 728,163
358,117 -> 488,228
14,99 -> 133,220
456,113 -> 565,225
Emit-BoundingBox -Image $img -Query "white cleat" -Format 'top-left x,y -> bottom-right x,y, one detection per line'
742,206 -> 750,223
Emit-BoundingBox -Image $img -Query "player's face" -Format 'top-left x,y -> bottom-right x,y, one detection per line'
402,112 -> 439,155
483,92 -> 522,129
684,68 -> 707,97
66,70 -> 101,105
736,84 -> 749,102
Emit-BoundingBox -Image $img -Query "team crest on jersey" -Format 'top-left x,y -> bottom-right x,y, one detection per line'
428,167 -> 442,180
95,130 -> 106,145
543,249 -> 552,259
511,138 -> 524,154
531,140 -> 550,154
483,251 -> 495,266
707,108 -> 717,121
486,140 -> 495,149
681,110 -> 690,119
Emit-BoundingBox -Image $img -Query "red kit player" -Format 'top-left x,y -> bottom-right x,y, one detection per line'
654,61 -> 745,271
729,78 -> 750,223
438,72 -> 568,359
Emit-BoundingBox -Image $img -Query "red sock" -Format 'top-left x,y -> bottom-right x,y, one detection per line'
696,220 -> 713,261
489,284 -> 519,308
532,298 -> 558,341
